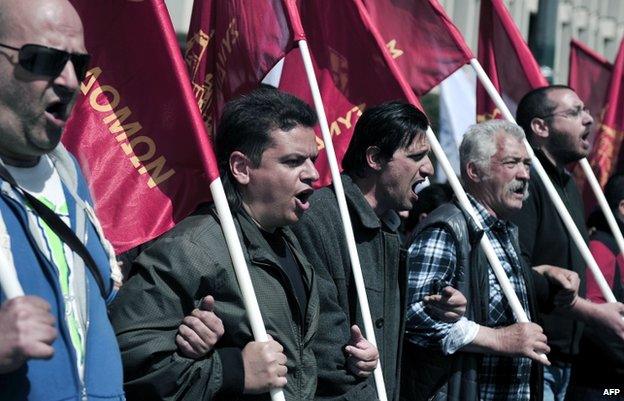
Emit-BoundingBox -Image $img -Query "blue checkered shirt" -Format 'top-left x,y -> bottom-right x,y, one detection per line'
406,196 -> 533,401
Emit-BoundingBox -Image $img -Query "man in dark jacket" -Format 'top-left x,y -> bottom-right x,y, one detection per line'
293,101 -> 450,400
512,86 -> 624,401
110,86 -> 322,400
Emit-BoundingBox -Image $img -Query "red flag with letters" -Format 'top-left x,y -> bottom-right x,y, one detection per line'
476,0 -> 547,120
360,0 -> 473,96
185,0 -> 295,134
587,39 -> 624,187
64,0 -> 218,253
278,0 -> 425,187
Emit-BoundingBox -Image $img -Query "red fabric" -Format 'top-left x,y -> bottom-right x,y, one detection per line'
64,0 -> 218,253
186,0 -> 294,134
586,39 -> 624,188
568,39 -> 613,141
587,239 -> 624,303
476,0 -> 547,120
567,39 -> 613,211
278,0 -> 424,187
360,0 -> 473,96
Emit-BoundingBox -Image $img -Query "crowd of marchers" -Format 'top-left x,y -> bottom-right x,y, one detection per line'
0,1 -> 623,401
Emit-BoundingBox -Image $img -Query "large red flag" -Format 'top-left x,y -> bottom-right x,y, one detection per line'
64,0 -> 219,253
476,0 -> 547,120
278,0 -> 424,187
568,39 -> 613,141
588,39 -> 624,187
361,0 -> 473,97
185,0 -> 295,134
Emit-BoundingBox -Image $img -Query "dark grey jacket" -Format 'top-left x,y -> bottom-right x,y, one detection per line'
293,174 -> 404,401
110,206 -> 319,401
401,202 -> 544,401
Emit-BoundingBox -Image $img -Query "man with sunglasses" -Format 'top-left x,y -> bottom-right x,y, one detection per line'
513,86 -> 624,401
0,0 -> 124,400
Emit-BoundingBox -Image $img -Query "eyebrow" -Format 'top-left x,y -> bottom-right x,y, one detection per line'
278,151 -> 316,160
407,147 -> 431,157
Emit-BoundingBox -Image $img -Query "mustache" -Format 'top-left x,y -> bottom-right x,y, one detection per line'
507,179 -> 529,200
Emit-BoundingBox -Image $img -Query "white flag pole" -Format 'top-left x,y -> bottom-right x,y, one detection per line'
469,57 -> 617,303
296,39 -> 389,401
210,178 -> 286,401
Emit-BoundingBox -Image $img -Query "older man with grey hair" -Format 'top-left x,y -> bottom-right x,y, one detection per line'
400,119 -> 585,401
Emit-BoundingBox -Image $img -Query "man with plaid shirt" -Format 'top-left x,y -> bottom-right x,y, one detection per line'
401,120 -> 582,401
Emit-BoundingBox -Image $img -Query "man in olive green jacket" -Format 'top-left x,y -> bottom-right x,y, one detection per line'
110,87 -> 321,400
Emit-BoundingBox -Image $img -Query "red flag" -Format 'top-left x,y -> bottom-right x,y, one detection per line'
64,0 -> 219,253
567,39 -> 613,209
568,39 -> 613,140
185,0 -> 295,134
361,0 -> 473,96
278,0 -> 424,187
588,39 -> 624,187
476,0 -> 547,120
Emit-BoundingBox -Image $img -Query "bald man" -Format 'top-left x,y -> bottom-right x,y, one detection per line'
0,1 -> 125,399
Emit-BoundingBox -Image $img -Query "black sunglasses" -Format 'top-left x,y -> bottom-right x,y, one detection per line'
0,43 -> 90,81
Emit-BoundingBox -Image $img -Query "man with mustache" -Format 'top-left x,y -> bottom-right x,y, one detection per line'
0,0 -> 125,399
401,120 -> 585,401
512,86 -> 624,401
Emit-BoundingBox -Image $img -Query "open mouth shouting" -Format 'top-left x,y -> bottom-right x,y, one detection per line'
508,180 -> 528,200
294,188 -> 314,212
45,99 -> 70,128
580,129 -> 591,149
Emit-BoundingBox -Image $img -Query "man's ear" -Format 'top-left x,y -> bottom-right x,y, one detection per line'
618,199 -> 624,220
229,151 -> 252,185
365,146 -> 384,172
465,161 -> 483,183
530,117 -> 549,140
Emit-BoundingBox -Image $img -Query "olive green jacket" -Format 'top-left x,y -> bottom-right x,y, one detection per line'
110,206 -> 319,401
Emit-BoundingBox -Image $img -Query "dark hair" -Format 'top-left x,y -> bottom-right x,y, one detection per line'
342,101 -> 428,177
516,85 -> 572,143
214,85 -> 317,209
604,174 -> 624,210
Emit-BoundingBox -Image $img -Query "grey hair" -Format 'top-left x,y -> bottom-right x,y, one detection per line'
459,119 -> 526,180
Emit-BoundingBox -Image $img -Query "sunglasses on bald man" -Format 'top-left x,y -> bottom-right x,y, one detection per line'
0,43 -> 90,82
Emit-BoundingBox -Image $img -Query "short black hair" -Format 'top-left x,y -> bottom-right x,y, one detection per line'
605,173 -> 624,210
342,101 -> 428,177
214,85 -> 317,209
516,85 -> 572,143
